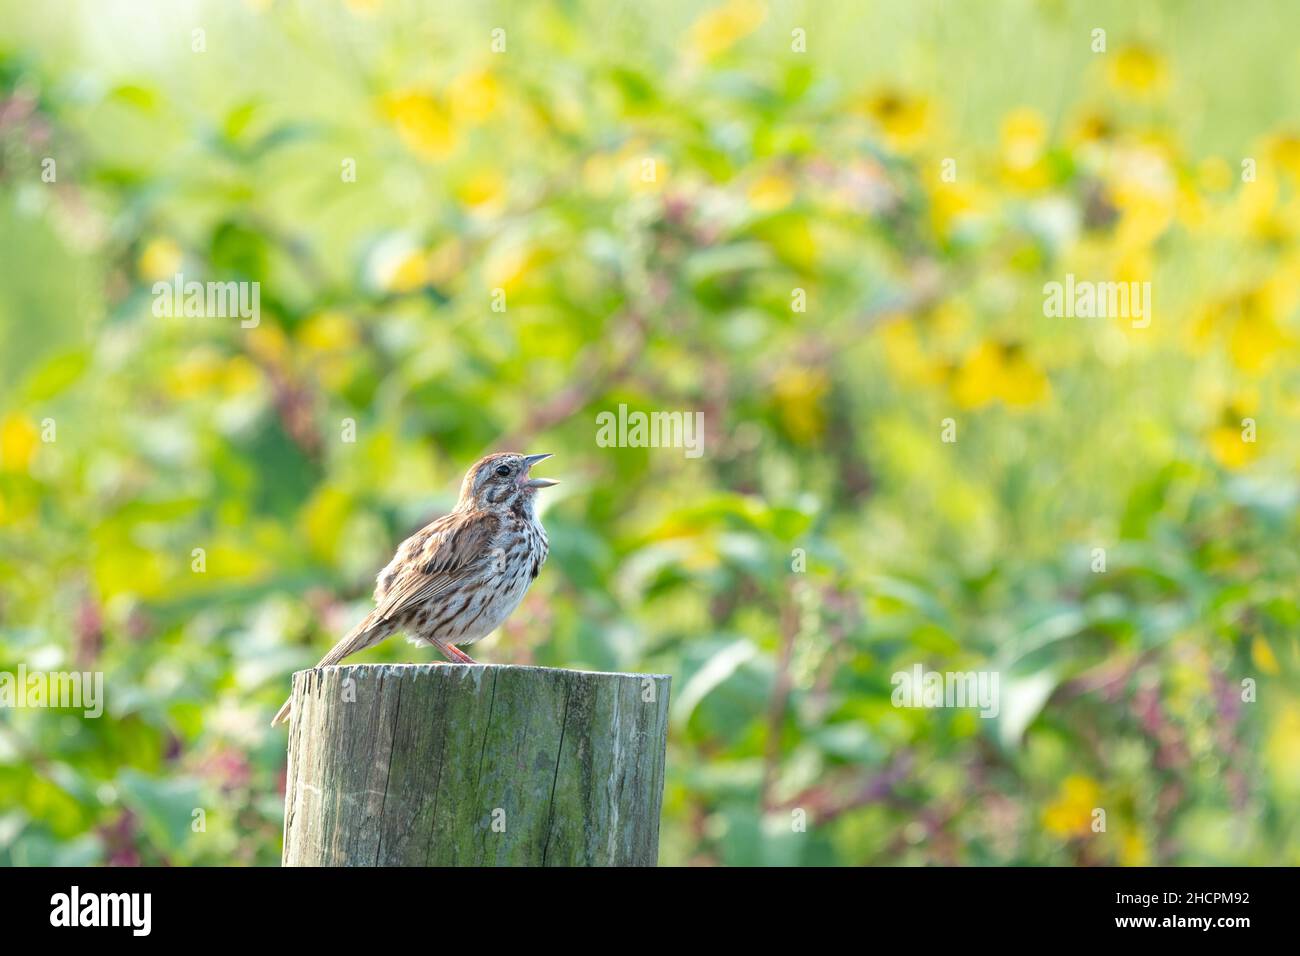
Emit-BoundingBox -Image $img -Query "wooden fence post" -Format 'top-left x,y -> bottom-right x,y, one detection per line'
281,663 -> 671,866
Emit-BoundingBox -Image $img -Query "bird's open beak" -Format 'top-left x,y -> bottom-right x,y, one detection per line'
523,453 -> 558,488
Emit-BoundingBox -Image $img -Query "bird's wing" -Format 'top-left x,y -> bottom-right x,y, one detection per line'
272,510 -> 502,727
372,509 -> 501,623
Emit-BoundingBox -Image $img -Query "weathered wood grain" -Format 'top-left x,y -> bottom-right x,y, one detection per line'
282,663 -> 671,866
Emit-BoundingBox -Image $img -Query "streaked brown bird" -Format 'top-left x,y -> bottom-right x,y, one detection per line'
271,452 -> 557,727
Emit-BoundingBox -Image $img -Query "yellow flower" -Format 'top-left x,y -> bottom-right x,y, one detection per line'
455,168 -> 507,211
951,342 -> 1003,409
1110,145 -> 1177,250
447,68 -> 500,125
380,90 -> 456,159
880,321 -> 943,384
1207,430 -> 1253,469
0,413 -> 39,473
1109,43 -> 1168,97
1119,826 -> 1151,866
1229,309 -> 1288,373
93,541 -> 169,600
629,154 -> 668,193
999,107 -> 1049,189
1207,399 -> 1259,469
300,311 -> 358,353
771,365 -> 829,443
298,314 -> 356,390
164,348 -> 225,398
742,205 -> 817,271
1042,775 -> 1102,838
1000,348 -> 1051,406
864,88 -> 931,151
389,250 -> 429,292
929,177 -> 994,240
748,172 -> 795,212
300,485 -> 353,563
247,324 -> 291,364
1270,133 -> 1300,182
688,0 -> 766,60
1227,163 -> 1282,240
1068,111 -> 1116,148
1115,247 -> 1154,289
1252,636 -> 1281,676
951,341 -> 1049,409
295,314 -> 356,392
221,355 -> 261,395
484,240 -> 542,295
1198,284 -> 1292,373
1267,703 -> 1300,795
138,238 -> 183,281
368,238 -> 430,294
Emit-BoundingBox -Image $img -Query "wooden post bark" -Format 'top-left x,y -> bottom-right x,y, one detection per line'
281,663 -> 671,866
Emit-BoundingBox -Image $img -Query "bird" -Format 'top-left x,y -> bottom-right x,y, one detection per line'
271,452 -> 557,727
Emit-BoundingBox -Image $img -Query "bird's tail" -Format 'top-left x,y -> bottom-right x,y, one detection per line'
270,611 -> 394,727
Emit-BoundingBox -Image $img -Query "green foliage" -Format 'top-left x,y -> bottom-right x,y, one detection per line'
0,0 -> 1298,866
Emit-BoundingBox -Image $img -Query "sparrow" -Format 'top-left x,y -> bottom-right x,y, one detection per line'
271,452 -> 557,726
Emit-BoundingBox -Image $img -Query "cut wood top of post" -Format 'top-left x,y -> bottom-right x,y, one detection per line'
282,659 -> 672,865
290,662 -> 671,681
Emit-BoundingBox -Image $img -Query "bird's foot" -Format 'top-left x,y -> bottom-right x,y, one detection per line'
436,641 -> 478,664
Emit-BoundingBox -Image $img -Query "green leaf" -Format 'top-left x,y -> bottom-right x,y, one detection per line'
116,770 -> 202,855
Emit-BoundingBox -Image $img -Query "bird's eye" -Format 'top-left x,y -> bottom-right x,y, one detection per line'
495,464 -> 512,477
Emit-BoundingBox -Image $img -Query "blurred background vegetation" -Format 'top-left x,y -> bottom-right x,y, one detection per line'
1,0 -> 1298,866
